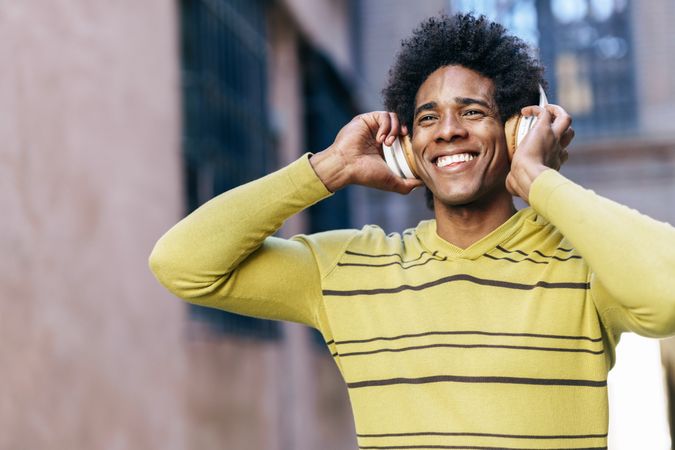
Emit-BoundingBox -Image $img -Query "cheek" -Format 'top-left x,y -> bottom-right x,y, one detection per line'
410,130 -> 428,159
479,128 -> 510,172
480,125 -> 507,155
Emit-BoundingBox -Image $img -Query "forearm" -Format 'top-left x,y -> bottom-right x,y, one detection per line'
530,170 -> 675,337
148,154 -> 331,300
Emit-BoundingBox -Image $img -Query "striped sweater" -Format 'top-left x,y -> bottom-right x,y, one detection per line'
149,154 -> 675,450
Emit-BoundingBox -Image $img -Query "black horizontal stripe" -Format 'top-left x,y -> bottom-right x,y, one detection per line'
339,342 -> 603,358
484,253 -> 549,264
359,445 -> 606,450
533,250 -> 583,261
498,245 -> 576,254
322,274 -> 590,297
325,339 -> 335,346
345,249 -> 429,261
496,245 -> 528,256
336,330 -> 602,345
347,375 -> 607,389
338,256 -> 446,269
494,245 -> 581,264
357,430 -> 608,440
331,352 -> 338,358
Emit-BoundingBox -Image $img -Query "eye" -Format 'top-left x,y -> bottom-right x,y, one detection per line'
464,109 -> 485,117
418,114 -> 436,123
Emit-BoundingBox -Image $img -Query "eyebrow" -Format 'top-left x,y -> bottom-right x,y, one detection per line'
414,102 -> 437,117
454,96 -> 492,109
414,97 -> 493,117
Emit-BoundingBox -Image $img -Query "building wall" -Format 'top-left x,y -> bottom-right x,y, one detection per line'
0,1 -> 186,449
281,0 -> 353,77
353,0 -> 449,111
184,334 -> 284,450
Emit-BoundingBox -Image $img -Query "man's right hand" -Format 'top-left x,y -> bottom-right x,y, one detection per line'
309,111 -> 424,194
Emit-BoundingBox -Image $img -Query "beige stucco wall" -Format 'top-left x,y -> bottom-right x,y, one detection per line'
0,2 -> 186,449
281,0 -> 353,76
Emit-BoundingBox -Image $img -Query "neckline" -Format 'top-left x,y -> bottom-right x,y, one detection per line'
416,207 -> 537,260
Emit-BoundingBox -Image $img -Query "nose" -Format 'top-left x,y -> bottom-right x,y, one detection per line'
434,113 -> 468,143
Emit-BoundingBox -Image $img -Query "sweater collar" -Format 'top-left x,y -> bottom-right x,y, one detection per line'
415,207 -> 537,260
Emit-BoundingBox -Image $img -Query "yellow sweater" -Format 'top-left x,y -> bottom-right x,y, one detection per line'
149,154 -> 675,449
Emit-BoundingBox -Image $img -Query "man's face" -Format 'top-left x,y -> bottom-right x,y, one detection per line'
411,65 -> 510,208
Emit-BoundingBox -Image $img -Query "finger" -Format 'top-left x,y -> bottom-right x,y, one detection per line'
561,148 -> 569,165
385,112 -> 400,146
390,177 -> 424,195
374,111 -> 392,144
374,164 -> 423,194
520,105 -> 546,119
560,126 -> 575,148
520,106 -> 553,137
520,106 -> 553,139
545,104 -> 572,140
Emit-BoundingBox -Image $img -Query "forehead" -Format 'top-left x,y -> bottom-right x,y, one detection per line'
415,65 -> 495,107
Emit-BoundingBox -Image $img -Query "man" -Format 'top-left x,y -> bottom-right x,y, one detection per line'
149,13 -> 675,448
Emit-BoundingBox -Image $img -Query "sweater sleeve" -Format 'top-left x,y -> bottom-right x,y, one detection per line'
529,169 -> 675,338
148,154 -> 349,330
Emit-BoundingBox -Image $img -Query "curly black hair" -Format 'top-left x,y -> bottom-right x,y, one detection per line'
382,13 -> 546,208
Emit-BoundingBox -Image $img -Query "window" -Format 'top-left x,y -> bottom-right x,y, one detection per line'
300,43 -> 358,233
538,0 -> 637,138
180,0 -> 280,339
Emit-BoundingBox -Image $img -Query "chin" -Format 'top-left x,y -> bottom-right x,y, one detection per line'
432,183 -> 478,201
433,192 -> 480,208
432,184 -> 507,209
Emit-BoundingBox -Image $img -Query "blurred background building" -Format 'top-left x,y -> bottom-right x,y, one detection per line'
0,0 -> 673,449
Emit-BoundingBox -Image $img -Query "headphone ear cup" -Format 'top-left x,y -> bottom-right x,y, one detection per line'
382,142 -> 404,177
504,115 -> 521,160
400,135 -> 419,179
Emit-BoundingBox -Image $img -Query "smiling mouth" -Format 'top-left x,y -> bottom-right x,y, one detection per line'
434,152 -> 479,168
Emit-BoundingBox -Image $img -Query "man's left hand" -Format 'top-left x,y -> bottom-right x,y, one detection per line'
506,104 -> 575,203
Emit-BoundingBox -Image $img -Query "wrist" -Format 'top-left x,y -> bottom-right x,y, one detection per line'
309,146 -> 352,192
509,161 -> 549,202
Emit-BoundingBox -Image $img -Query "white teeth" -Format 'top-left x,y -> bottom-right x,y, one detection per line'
436,153 -> 475,168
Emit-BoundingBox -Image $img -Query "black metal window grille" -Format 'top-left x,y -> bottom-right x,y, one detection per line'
180,0 -> 280,339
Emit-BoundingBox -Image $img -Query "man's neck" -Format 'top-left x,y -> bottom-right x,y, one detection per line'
433,192 -> 517,250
